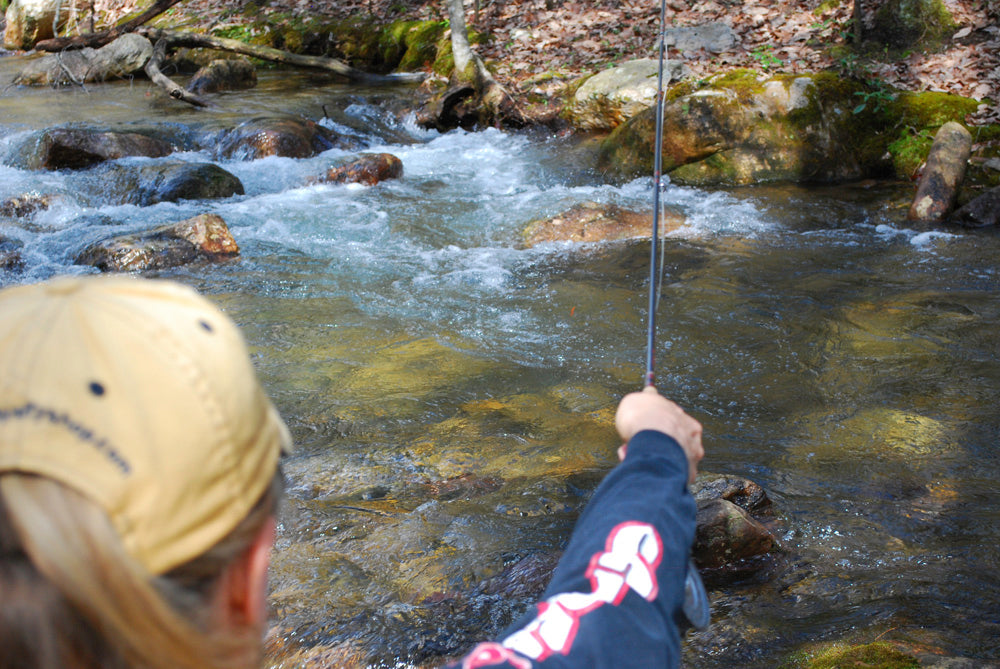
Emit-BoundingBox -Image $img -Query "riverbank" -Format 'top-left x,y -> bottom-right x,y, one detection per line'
102,0 -> 999,126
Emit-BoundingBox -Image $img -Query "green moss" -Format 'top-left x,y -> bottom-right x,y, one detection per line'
782,641 -> 920,669
887,128 -> 935,178
871,0 -> 956,48
813,0 -> 840,14
893,90 -> 980,129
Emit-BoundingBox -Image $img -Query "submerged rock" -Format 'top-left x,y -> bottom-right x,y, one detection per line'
693,498 -> 778,571
907,121 -> 972,222
96,162 -> 245,206
214,117 -> 357,160
15,127 -> 173,171
521,201 -> 685,247
75,213 -> 239,272
0,192 -> 54,218
322,153 -> 403,186
187,58 -> 258,94
945,184 -> 1000,228
0,236 -> 25,273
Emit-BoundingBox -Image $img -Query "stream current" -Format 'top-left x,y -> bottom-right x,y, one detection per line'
2,63 -> 998,667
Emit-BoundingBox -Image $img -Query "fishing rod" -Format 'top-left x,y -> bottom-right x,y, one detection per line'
646,0 -> 711,632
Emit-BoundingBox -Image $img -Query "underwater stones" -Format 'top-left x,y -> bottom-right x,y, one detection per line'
186,58 -> 257,94
907,122 -> 972,222
521,201 -> 685,247
570,58 -> 690,132
75,213 -> 239,272
214,117 -> 357,160
322,153 -> 403,186
0,236 -> 25,273
18,128 -> 173,170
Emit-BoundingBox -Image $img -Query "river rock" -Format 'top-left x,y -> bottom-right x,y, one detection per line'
570,58 -> 690,132
187,58 -> 258,94
945,185 -> 1000,228
3,0 -> 68,50
322,153 -> 403,185
17,127 -> 173,170
214,118 -> 356,160
521,201 -> 685,247
692,497 -> 778,571
97,162 -> 245,206
907,121 -> 973,222
0,192 -> 54,218
75,213 -> 239,272
0,236 -> 25,273
12,33 -> 153,86
691,472 -> 772,515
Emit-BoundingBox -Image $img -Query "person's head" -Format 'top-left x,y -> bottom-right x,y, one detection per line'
0,276 -> 291,669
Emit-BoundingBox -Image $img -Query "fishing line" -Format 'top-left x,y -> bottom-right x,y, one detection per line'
647,0 -> 711,633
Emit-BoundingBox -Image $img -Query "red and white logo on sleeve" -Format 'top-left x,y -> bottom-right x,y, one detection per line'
464,521 -> 663,667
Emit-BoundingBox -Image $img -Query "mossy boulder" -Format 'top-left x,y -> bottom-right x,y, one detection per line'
599,70 -> 989,187
600,71 -> 897,186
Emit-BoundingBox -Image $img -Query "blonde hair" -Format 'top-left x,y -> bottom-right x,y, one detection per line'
0,471 -> 282,669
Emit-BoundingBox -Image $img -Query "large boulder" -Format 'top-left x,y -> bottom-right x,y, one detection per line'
321,153 -> 403,186
3,0 -> 71,50
13,33 -> 153,86
521,201 -> 685,247
600,71 -> 911,186
75,213 -> 239,272
569,58 -> 689,132
214,118 -> 358,160
14,127 -> 173,170
96,162 -> 245,206
664,21 -> 737,54
871,0 -> 956,47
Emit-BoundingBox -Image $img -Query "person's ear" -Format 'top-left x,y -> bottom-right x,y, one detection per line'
219,515 -> 276,630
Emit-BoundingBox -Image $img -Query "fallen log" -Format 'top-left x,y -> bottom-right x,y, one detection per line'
35,0 -> 184,52
137,28 -> 426,85
144,38 -> 211,108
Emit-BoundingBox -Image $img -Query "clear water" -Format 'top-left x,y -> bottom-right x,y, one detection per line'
2,58 -> 998,667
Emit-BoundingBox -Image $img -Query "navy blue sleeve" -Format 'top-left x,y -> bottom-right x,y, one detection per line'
448,430 -> 696,669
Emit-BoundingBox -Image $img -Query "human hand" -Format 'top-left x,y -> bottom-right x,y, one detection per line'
614,386 -> 704,483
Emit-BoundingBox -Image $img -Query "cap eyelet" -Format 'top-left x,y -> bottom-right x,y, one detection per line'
89,381 -> 106,397
199,320 -> 214,333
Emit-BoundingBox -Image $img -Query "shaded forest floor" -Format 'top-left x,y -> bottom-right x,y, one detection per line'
100,0 -> 999,124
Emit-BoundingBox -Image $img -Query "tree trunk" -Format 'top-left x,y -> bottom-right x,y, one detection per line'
444,0 -> 525,127
138,28 -> 425,85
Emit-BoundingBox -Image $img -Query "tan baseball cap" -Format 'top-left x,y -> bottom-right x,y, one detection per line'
0,275 -> 291,575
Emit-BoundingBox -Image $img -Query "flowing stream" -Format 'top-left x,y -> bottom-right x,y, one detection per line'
2,60 -> 998,667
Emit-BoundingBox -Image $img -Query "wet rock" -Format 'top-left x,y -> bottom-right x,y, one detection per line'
214,117 -> 356,160
75,213 -> 239,272
186,58 -> 257,94
945,184 -> 1000,228
907,122 -> 972,222
322,153 -> 403,186
0,192 -> 54,218
13,33 -> 153,86
97,162 -> 245,206
570,58 -> 690,132
17,127 -> 173,171
521,201 -> 685,247
691,472 -> 772,515
692,498 -> 778,571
